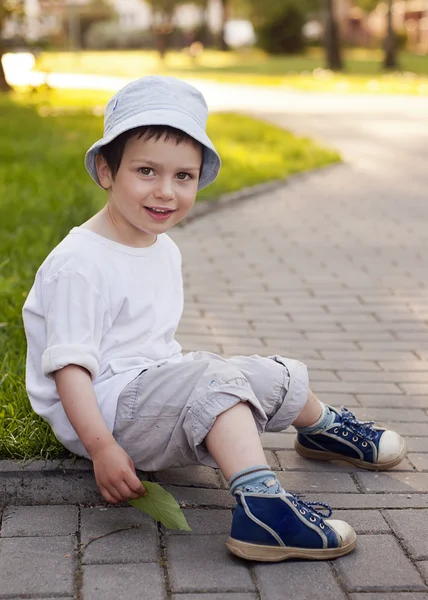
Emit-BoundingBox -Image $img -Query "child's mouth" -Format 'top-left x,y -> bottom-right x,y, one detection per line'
144,207 -> 175,221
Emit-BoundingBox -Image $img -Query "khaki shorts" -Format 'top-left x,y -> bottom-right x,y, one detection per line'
112,351 -> 309,472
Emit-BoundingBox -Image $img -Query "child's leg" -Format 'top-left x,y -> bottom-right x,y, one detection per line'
205,402 -> 266,479
205,401 -> 356,562
228,353 -> 406,471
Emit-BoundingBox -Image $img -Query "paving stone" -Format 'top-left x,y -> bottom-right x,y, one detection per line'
408,454 -> 428,471
1,505 -> 78,537
339,371 -> 428,384
317,392 -> 361,407
276,471 -> 358,493
171,595 -> 257,600
357,395 -> 428,409
350,594 -> 428,600
83,563 -> 166,600
378,361 -> 428,371
254,561 -> 347,600
82,525 -> 159,564
81,506 -> 158,564
166,509 -> 232,536
307,360 -> 380,371
261,432 -> 295,450
154,466 -> 222,489
313,382 -> 402,394
384,509 -> 428,560
164,486 -> 235,508
277,450 -> 359,472
167,535 -> 254,593
349,407 -> 428,423
401,383 -> 428,395
356,472 -> 428,493
323,352 -> 419,361
0,536 -> 75,597
405,438 -> 428,453
419,561 -> 428,584
386,423 -> 428,436
335,534 -> 426,592
332,510 -> 390,534
304,494 -> 428,510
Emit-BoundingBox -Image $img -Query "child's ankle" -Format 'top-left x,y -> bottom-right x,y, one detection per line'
295,404 -> 334,434
228,465 -> 282,496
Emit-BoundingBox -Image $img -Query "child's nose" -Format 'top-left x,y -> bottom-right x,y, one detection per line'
154,177 -> 175,200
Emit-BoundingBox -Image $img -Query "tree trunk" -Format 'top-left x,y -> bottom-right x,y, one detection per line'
383,0 -> 398,69
219,0 -> 230,51
0,50 -> 12,92
155,31 -> 168,60
324,0 -> 343,71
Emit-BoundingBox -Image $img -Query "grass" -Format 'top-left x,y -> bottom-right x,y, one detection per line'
0,88 -> 339,460
34,47 -> 428,95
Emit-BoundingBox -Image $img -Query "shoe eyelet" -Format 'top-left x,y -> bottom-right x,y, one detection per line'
333,428 -> 339,433
300,509 -> 306,515
362,441 -> 368,447
310,516 -> 317,522
292,502 -> 297,507
320,523 -> 325,529
353,436 -> 359,442
342,431 -> 348,437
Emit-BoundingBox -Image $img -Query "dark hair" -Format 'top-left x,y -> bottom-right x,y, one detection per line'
100,125 -> 203,179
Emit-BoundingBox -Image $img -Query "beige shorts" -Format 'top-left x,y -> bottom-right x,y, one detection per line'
112,351 -> 309,472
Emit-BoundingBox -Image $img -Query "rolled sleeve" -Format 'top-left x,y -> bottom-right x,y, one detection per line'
42,343 -> 101,379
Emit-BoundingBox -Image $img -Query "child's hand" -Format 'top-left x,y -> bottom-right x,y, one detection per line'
91,442 -> 147,504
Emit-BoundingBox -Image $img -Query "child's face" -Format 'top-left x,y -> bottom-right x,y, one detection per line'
97,133 -> 203,246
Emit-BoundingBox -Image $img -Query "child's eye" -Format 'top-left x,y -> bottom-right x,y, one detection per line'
138,167 -> 154,176
176,172 -> 191,180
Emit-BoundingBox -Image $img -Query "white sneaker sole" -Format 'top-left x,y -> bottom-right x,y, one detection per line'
294,439 -> 407,471
226,533 -> 357,562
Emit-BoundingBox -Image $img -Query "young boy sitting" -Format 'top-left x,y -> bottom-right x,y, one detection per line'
23,76 -> 406,562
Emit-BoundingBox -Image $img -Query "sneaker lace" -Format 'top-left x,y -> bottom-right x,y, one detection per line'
340,406 -> 377,441
292,493 -> 333,519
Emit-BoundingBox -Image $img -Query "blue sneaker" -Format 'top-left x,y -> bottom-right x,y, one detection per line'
226,490 -> 356,562
295,406 -> 407,470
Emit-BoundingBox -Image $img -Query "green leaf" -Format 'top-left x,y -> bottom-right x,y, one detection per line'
128,481 -> 192,531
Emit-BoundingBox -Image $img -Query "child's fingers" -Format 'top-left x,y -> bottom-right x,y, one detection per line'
115,480 -> 144,501
99,486 -> 120,504
125,472 -> 147,496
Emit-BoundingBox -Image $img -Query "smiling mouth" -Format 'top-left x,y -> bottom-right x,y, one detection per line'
145,207 -> 175,214
144,206 -> 176,220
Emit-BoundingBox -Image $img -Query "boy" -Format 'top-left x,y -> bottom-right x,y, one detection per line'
23,76 -> 406,562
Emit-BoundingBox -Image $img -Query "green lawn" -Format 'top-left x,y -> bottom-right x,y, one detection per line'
34,48 -> 428,95
0,89 -> 339,460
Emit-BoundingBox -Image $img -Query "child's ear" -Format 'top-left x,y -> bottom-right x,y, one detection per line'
96,154 -> 113,189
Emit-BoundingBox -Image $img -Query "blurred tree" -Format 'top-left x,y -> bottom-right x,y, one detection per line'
323,0 -> 343,70
355,0 -> 399,70
254,2 -> 306,54
383,0 -> 398,68
63,0 -> 116,49
218,0 -> 231,50
145,0 -> 188,59
0,0 -> 24,91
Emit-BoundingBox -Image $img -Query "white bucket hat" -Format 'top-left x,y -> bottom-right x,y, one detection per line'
85,75 -> 221,191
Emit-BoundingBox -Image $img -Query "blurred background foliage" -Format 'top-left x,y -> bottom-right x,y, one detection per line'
2,0 -> 428,89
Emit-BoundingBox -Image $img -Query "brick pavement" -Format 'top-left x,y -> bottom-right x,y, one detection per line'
1,154 -> 428,597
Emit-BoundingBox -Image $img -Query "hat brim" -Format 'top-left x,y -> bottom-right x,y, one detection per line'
85,109 -> 221,191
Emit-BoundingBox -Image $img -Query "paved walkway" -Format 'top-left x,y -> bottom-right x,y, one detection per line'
1,94 -> 428,598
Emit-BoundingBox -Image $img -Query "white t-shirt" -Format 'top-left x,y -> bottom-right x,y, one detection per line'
22,227 -> 184,458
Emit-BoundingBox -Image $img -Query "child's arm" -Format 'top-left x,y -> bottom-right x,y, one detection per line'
54,364 -> 146,504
